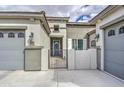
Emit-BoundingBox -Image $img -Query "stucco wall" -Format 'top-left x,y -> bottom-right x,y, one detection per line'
0,19 -> 50,48
67,26 -> 95,39
67,26 -> 95,49
68,49 -> 97,70
48,21 -> 67,50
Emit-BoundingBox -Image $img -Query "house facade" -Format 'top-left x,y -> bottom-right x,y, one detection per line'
46,17 -> 95,69
0,12 -> 95,70
47,17 -> 69,68
67,22 -> 95,50
0,5 -> 123,80
90,5 -> 124,80
0,11 -> 50,70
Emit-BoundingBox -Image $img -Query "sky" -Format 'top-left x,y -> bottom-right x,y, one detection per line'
0,5 -> 107,22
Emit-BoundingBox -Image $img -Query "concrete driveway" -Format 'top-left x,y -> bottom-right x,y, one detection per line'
0,70 -> 123,87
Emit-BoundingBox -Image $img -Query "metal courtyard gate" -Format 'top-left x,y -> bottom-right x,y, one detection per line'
97,48 -> 101,70
48,49 -> 68,69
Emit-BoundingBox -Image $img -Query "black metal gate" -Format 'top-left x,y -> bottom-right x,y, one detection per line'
97,47 -> 101,70
48,49 -> 68,69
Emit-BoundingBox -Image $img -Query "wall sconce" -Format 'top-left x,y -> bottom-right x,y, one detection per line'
95,33 -> 100,42
28,32 -> 35,46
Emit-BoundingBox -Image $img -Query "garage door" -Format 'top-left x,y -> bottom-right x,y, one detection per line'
104,22 -> 124,80
0,30 -> 25,70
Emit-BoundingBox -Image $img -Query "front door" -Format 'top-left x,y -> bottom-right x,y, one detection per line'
53,40 -> 61,56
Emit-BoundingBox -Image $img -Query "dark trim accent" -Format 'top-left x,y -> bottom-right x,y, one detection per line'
87,30 -> 96,35
39,20 -> 50,36
24,30 -> 26,71
42,13 -> 51,34
48,50 -> 50,69
50,27 -> 67,29
66,26 -> 68,69
97,47 -> 101,70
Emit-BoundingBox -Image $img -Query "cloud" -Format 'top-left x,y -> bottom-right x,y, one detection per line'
69,5 -> 107,22
0,5 -> 107,22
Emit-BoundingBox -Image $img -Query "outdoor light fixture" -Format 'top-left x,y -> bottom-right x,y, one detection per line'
95,33 -> 100,42
28,32 -> 35,46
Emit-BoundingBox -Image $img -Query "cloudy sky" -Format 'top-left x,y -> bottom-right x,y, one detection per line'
0,5 -> 107,22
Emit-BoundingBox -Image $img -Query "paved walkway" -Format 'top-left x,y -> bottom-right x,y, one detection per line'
0,70 -> 123,87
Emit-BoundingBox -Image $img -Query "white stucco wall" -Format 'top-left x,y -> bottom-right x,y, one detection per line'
67,26 -> 95,39
68,49 -> 97,70
48,21 -> 67,50
67,26 -> 95,49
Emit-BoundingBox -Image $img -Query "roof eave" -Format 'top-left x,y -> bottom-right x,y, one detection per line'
46,16 -> 70,22
0,11 -> 45,19
67,22 -> 95,26
0,11 -> 51,34
89,5 -> 122,24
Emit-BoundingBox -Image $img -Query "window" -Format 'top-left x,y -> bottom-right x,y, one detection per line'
78,39 -> 83,50
18,33 -> 24,38
108,30 -> 115,37
91,40 -> 96,47
8,32 -> 15,38
0,32 -> 4,38
72,39 -> 83,50
54,25 -> 59,32
119,26 -> 124,34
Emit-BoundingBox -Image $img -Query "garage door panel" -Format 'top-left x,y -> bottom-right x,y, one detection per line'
105,40 -> 124,50
105,50 -> 124,64
0,31 -> 24,70
104,60 -> 124,79
0,62 -> 23,70
0,40 -> 24,49
105,23 -> 124,80
105,35 -> 124,50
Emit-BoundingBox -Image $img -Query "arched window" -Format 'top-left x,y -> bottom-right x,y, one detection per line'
18,33 -> 24,38
0,32 -> 4,38
8,32 -> 15,38
108,30 -> 115,37
119,26 -> 124,34
91,40 -> 96,47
